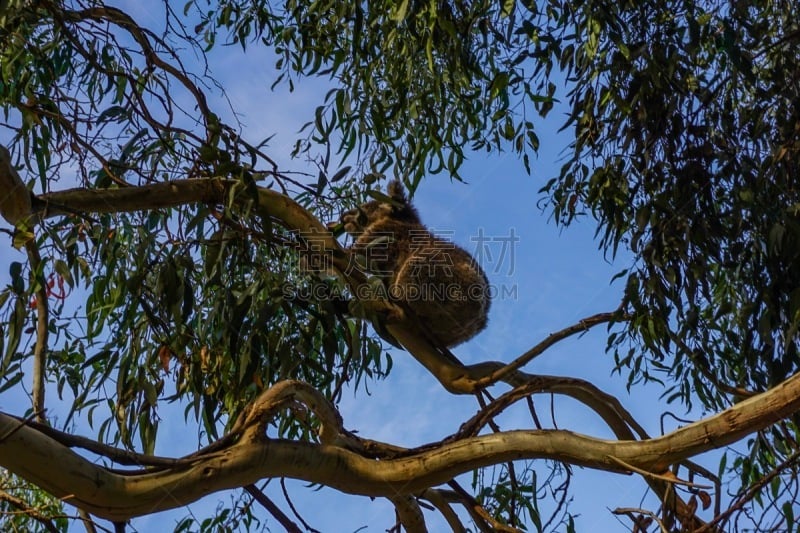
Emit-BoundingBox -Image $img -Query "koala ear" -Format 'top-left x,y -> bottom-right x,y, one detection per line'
387,179 -> 407,203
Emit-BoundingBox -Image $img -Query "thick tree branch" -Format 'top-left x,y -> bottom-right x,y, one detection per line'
236,380 -> 345,445
28,179 -> 640,425
0,174 -> 786,529
0,177 -> 702,510
388,494 -> 426,533
1,372 -> 799,522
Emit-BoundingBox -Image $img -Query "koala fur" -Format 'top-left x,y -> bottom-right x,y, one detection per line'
341,180 -> 490,347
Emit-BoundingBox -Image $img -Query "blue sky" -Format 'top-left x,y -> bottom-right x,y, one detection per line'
0,2 -> 730,531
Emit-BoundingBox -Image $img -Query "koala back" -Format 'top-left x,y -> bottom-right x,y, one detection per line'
341,180 -> 490,348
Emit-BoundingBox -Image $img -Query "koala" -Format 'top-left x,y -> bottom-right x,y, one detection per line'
341,180 -> 490,347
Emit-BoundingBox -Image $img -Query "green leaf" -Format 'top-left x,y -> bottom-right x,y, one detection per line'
331,165 -> 352,182
12,230 -> 33,250
391,0 -> 409,22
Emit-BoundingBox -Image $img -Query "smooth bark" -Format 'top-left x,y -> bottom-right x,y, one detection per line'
1,372 -> 799,521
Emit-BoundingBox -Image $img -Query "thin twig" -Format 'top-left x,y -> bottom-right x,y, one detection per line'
25,239 -> 49,425
612,507 -> 669,533
0,489 -> 61,533
607,456 -> 712,489
78,509 -> 98,533
244,484 -> 302,533
279,478 -> 320,533
475,310 -> 626,387
696,448 -> 800,532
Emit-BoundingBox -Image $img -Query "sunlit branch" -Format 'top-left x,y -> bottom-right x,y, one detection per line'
4,173 -> 796,529
388,494 -> 426,533
1,372 -> 799,521
237,379 -> 344,445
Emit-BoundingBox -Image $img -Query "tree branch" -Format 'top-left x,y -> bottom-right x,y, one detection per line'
473,310 -> 626,388
696,448 -> 800,532
26,178 -> 651,442
388,494 -> 426,533
3,175 -> 794,529
0,489 -> 61,533
418,489 -> 466,533
243,485 -> 302,533
1,372 -> 799,522
25,238 -> 49,425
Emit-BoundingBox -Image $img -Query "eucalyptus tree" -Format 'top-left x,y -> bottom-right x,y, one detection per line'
1,0 -> 799,531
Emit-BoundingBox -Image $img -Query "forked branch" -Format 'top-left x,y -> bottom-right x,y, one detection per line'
0,373 -> 799,522
2,170 -> 797,528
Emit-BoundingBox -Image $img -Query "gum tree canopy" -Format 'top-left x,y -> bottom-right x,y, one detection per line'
1,0 -> 799,531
